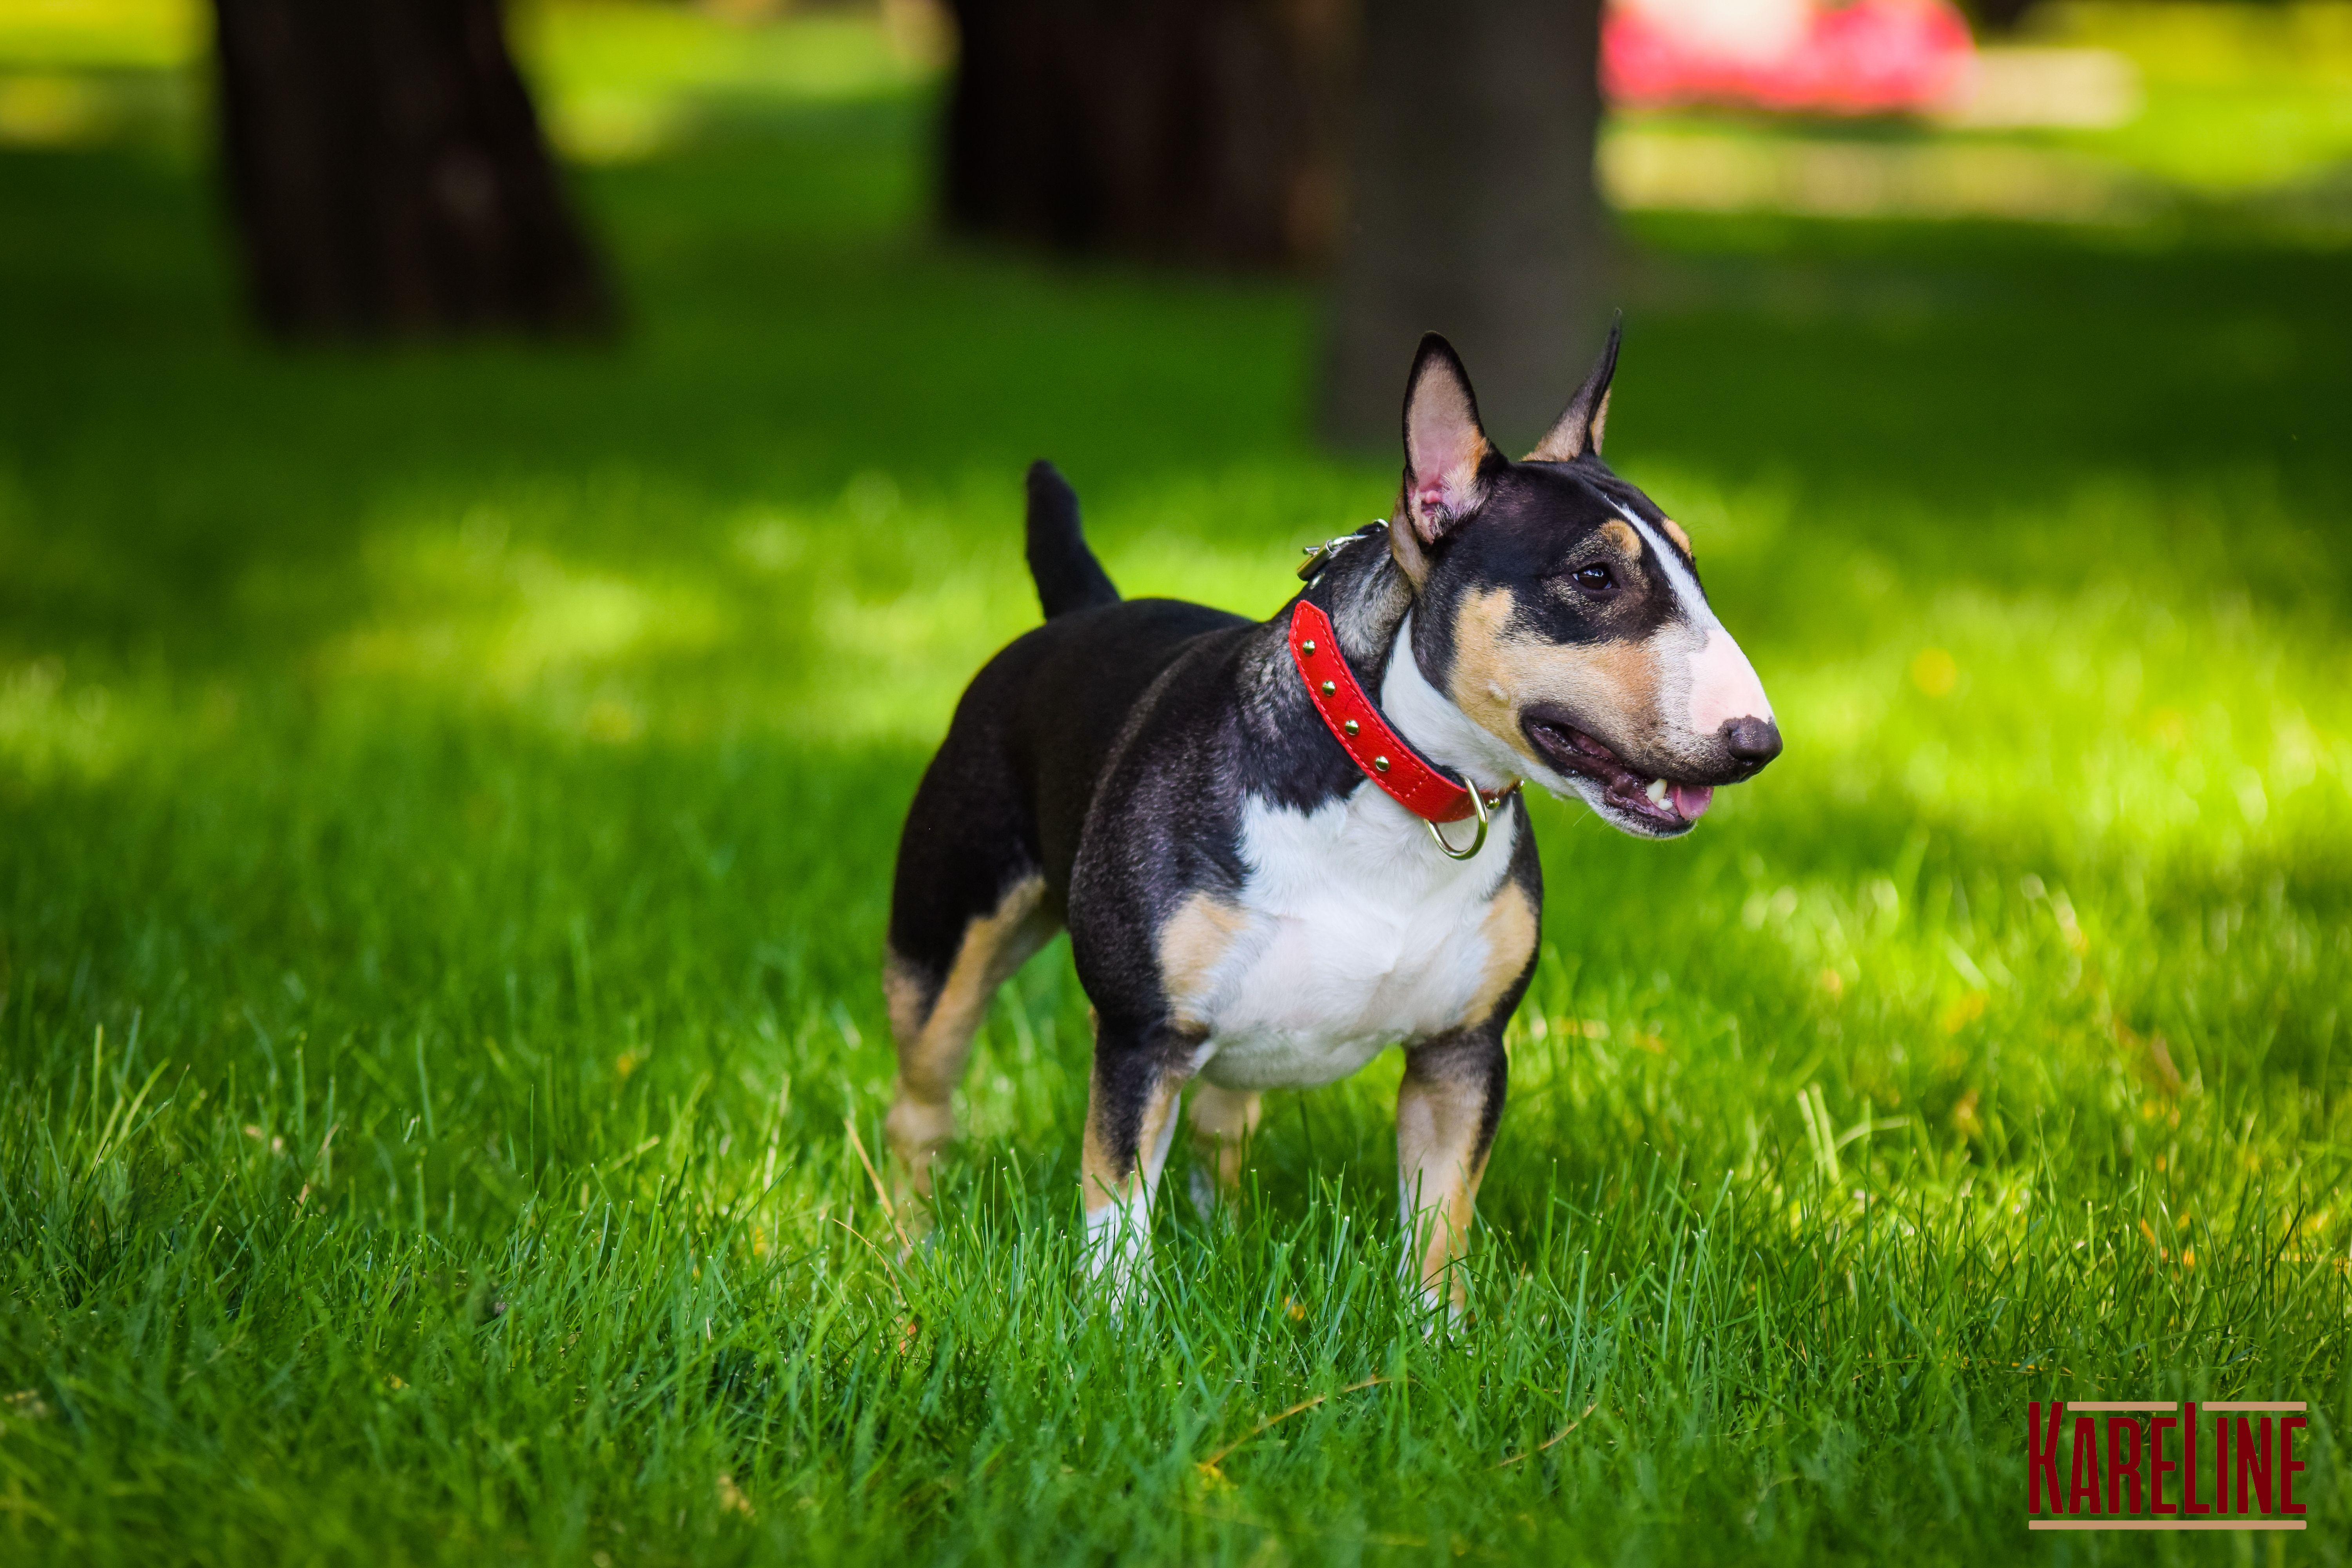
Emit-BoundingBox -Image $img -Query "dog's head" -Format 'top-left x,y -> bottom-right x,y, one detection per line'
1390,330 -> 1780,838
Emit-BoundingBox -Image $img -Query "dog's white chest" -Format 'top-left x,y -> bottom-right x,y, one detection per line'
1192,786 -> 1519,1091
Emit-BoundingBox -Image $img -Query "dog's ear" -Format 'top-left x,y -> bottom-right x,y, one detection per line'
1525,318 -> 1622,463
1399,333 -> 1494,547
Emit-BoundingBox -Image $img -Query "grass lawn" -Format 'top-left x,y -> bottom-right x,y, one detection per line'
3,12 -> 2351,1565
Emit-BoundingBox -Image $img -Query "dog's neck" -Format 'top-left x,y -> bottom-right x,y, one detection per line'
1379,615 -> 1524,795
1292,531 -> 1523,797
1316,529 -> 1415,669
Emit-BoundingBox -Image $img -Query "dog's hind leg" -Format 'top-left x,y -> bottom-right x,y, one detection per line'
883,683 -> 1065,1232
882,871 -> 1057,1231
1185,1083 -> 1259,1220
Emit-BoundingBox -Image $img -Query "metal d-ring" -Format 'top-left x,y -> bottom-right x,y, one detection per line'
1426,784 -> 1492,860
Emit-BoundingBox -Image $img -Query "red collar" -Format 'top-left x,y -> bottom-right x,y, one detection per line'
1288,600 -> 1517,826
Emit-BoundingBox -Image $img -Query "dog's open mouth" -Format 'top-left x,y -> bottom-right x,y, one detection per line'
1523,714 -> 1714,831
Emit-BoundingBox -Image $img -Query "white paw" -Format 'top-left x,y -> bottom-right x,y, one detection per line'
1083,1202 -> 1152,1309
1188,1163 -> 1218,1223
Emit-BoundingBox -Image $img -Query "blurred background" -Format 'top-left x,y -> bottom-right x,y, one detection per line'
9,0 -> 2352,430
4,0 -> 2347,737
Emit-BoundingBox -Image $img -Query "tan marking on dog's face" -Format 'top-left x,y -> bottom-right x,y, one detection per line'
1599,518 -> 1640,556
884,876 -> 1051,1205
1158,893 -> 1249,1025
1660,517 -> 1693,557
1462,881 -> 1537,1028
1082,1069 -> 1183,1215
1396,1070 -> 1493,1309
1446,584 -> 1668,771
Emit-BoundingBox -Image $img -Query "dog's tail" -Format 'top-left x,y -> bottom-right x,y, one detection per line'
1024,460 -> 1121,620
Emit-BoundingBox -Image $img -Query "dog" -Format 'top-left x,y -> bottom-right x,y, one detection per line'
880,329 -> 1780,1309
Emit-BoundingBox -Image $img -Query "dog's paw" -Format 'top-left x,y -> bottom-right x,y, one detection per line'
1187,1164 -> 1220,1225
1400,1263 -> 1471,1338
1083,1206 -> 1154,1311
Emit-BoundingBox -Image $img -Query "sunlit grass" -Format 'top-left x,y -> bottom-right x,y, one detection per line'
2044,0 -> 2352,191
0,0 -> 200,71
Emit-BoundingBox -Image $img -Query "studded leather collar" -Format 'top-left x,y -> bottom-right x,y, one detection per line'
1287,600 -> 1519,827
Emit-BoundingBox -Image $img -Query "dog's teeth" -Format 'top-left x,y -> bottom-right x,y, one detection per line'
1646,778 -> 1670,807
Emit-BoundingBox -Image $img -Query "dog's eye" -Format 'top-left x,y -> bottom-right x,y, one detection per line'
1571,563 -> 1615,595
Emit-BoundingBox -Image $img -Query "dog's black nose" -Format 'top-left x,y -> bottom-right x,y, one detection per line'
1723,716 -> 1782,772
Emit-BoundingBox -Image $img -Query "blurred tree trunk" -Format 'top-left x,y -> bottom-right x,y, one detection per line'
1318,0 -> 1609,450
212,0 -> 613,339
942,0 -> 1351,270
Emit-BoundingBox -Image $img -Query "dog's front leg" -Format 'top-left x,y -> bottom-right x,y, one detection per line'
1185,1082 -> 1259,1220
1396,1027 -> 1507,1320
1080,1018 -> 1196,1301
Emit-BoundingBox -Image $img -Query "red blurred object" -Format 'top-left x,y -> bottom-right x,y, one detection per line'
1604,0 -> 1976,116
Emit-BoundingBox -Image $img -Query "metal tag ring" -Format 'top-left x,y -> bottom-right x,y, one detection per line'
1426,784 -> 1492,860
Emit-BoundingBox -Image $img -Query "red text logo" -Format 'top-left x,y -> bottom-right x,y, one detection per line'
2027,1401 -> 2308,1533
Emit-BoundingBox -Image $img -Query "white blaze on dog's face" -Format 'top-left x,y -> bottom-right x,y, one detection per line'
1388,331 -> 1782,839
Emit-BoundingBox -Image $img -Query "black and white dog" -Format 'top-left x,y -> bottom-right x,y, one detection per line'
882,330 -> 1780,1308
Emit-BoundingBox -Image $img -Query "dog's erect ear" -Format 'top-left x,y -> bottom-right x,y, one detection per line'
1399,333 -> 1494,546
1526,319 -> 1622,463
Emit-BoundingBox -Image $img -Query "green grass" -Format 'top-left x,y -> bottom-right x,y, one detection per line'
4,38 -> 2352,1568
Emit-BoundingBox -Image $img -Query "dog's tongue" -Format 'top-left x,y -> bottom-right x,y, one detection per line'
1672,784 -> 1715,821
